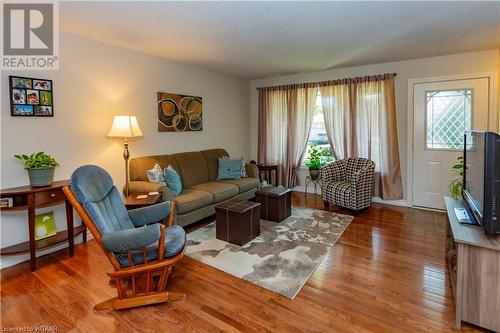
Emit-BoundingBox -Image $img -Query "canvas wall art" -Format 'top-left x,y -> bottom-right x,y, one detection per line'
9,76 -> 54,117
157,91 -> 202,132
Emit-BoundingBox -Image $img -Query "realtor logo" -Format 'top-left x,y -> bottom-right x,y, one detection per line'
1,1 -> 59,70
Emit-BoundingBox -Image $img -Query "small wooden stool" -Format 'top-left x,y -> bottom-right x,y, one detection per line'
255,186 -> 292,222
215,200 -> 261,246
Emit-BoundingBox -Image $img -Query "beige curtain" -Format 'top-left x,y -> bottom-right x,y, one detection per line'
257,84 -> 317,187
320,74 -> 403,199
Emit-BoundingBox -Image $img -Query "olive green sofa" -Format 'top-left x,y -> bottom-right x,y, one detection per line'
128,148 -> 259,227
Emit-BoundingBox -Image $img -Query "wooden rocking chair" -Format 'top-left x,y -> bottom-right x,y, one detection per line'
63,165 -> 186,310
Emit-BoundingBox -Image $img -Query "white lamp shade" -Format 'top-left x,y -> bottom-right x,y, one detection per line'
107,116 -> 143,138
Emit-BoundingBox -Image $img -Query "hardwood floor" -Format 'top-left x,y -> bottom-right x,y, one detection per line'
1,192 -> 488,332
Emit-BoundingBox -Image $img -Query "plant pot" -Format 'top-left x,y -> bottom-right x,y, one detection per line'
309,168 -> 320,180
27,167 -> 55,187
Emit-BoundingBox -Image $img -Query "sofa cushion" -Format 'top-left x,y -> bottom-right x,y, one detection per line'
217,158 -> 242,180
218,178 -> 259,193
174,151 -> 210,188
163,165 -> 182,196
174,189 -> 213,214
190,182 -> 239,203
201,149 -> 229,181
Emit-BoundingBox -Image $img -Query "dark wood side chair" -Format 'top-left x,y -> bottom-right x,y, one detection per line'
63,165 -> 186,310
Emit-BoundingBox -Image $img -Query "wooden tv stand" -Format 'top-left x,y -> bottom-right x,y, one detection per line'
444,197 -> 500,331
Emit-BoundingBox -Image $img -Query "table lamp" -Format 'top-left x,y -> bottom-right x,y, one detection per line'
107,115 -> 143,197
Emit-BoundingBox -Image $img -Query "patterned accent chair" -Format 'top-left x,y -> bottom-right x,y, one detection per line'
320,158 -> 376,210
63,165 -> 186,310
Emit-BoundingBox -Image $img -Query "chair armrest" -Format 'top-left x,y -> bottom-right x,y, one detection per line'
351,164 -> 375,197
101,224 -> 161,252
245,163 -> 259,179
321,160 -> 345,183
127,181 -> 174,202
128,201 -> 172,227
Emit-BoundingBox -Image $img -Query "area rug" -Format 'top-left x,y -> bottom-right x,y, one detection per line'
185,207 -> 354,299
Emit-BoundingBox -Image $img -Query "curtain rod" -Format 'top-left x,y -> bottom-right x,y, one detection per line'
256,72 -> 397,91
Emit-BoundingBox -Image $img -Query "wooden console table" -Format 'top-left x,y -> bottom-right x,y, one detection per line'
0,180 -> 86,271
444,197 -> 500,331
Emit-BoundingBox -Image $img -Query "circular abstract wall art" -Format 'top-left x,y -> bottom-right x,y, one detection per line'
157,91 -> 203,132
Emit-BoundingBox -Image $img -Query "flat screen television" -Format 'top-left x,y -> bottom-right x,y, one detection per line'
463,131 -> 500,235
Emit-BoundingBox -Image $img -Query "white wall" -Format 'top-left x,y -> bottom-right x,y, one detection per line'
0,32 -> 250,268
249,49 -> 500,200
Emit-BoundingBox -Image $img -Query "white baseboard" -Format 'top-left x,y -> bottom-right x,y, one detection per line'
371,196 -> 410,207
293,186 -> 410,207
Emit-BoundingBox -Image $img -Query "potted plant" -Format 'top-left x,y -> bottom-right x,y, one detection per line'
448,155 -> 469,199
14,152 -> 59,187
305,144 -> 329,180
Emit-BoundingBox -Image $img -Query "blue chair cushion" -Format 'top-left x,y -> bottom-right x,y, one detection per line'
114,225 -> 186,267
70,165 -> 134,234
102,224 -> 161,252
70,165 -> 114,203
128,201 -> 171,227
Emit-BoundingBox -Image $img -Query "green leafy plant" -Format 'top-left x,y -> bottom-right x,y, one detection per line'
448,155 -> 470,199
14,152 -> 59,169
305,144 -> 333,169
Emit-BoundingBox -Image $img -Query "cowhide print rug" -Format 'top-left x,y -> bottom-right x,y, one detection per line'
185,207 -> 354,299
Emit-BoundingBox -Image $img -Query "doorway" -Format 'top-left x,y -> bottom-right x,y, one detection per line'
412,77 -> 490,209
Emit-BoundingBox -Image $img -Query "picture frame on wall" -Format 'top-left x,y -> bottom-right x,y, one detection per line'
9,76 -> 54,117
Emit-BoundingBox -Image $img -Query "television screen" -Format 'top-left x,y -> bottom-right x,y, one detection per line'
464,132 -> 485,222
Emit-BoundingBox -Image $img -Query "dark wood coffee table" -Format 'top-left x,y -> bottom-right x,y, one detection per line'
215,200 -> 261,246
255,186 -> 292,222
124,192 -> 162,210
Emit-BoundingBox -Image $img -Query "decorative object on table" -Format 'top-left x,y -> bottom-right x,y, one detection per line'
304,175 -> 321,195
64,165 -> 185,310
14,152 -> 59,187
448,155 -> 469,199
123,191 -> 162,210
0,180 -> 84,271
304,144 -> 333,180
256,164 -> 278,186
186,207 -> 354,299
34,211 -> 57,241
157,91 -> 202,132
215,199 -> 261,246
9,76 -> 53,117
321,158 -> 375,210
255,186 -> 292,222
217,157 -> 242,180
0,197 -> 13,208
221,156 -> 247,177
107,115 -> 144,197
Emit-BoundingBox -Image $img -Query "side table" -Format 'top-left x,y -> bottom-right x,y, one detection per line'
256,164 -> 279,186
124,192 -> 162,210
304,176 -> 321,196
0,180 -> 86,271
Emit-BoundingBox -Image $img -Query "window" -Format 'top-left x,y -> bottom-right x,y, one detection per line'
425,89 -> 472,150
302,92 -> 334,166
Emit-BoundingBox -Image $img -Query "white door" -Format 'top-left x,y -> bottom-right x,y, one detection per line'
412,77 -> 490,209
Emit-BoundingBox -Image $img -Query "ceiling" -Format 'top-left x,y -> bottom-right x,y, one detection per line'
60,1 -> 500,79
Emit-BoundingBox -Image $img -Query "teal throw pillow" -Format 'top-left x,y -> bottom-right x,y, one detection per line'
217,158 -> 242,180
163,165 -> 182,197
